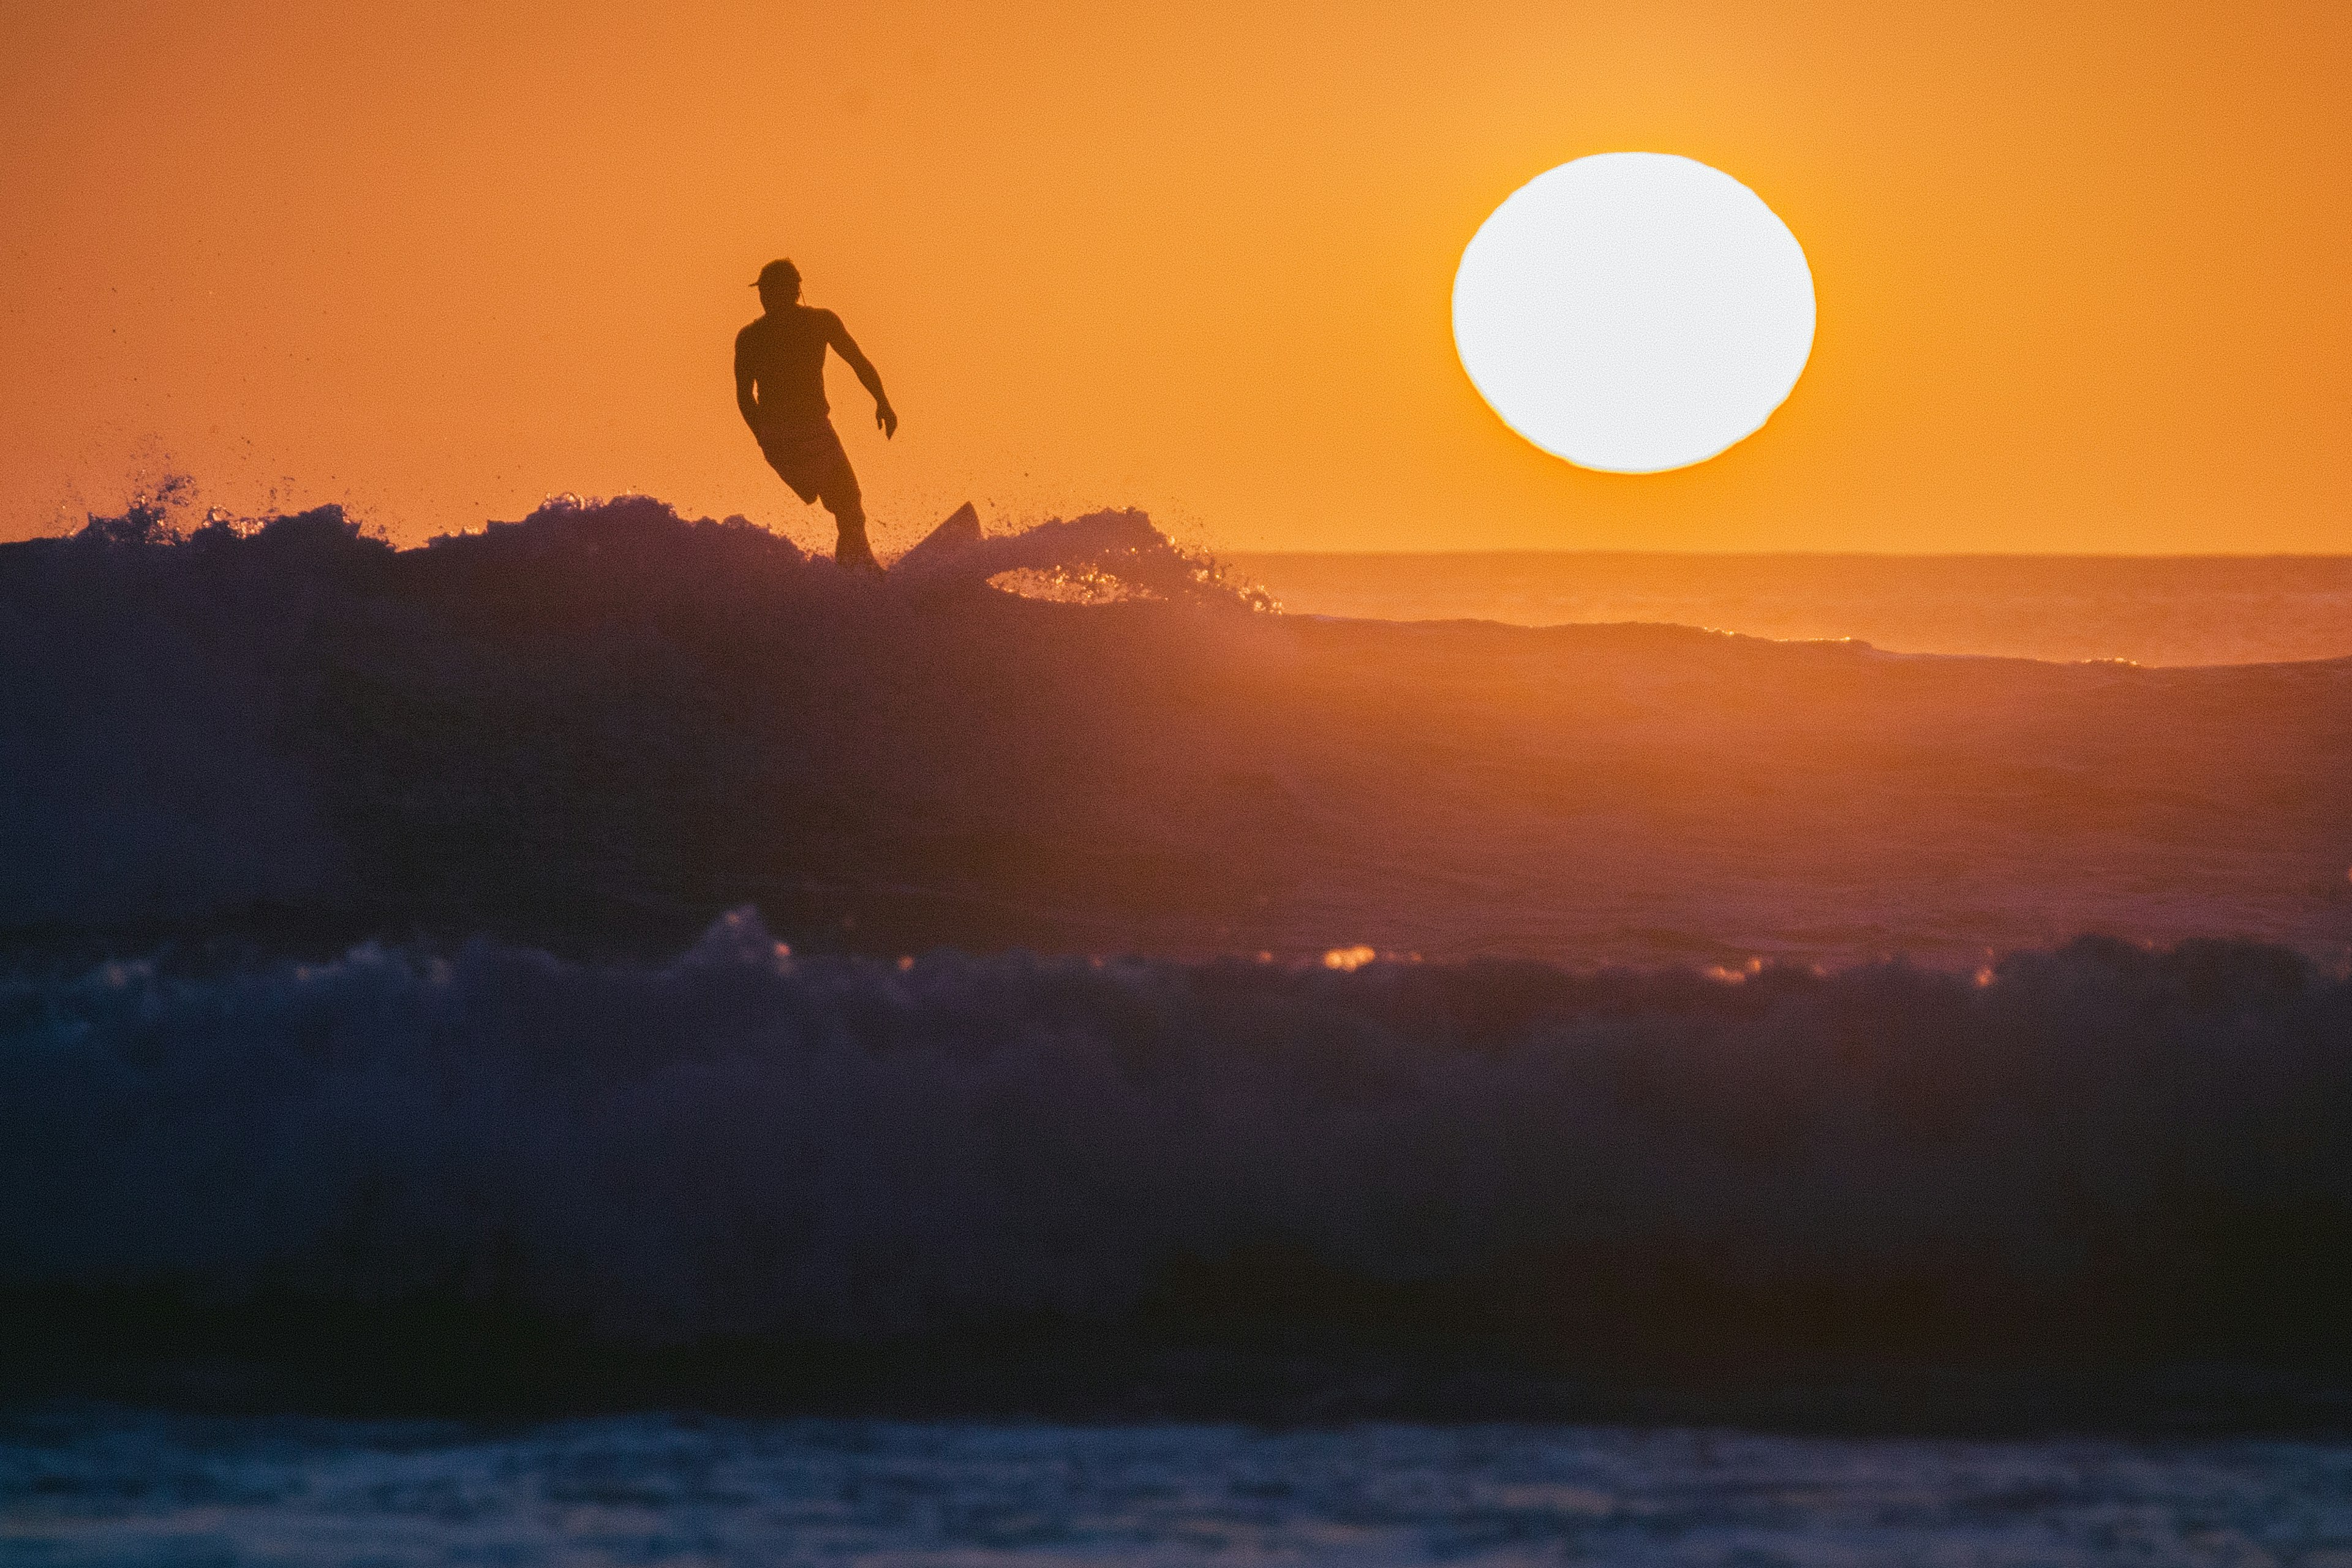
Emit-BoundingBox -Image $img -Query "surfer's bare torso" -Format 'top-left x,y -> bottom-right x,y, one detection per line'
735,306 -> 853,428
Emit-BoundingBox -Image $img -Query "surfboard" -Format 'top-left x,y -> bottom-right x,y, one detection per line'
893,501 -> 981,573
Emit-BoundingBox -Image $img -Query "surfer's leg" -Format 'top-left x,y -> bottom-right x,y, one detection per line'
820,464 -> 880,571
832,505 -> 878,571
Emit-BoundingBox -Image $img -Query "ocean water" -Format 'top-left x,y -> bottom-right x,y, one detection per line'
7,914 -> 2348,1396
1228,552 -> 2352,666
7,1409 -> 2352,1566
7,499 -> 2351,1548
8,497 -> 2349,969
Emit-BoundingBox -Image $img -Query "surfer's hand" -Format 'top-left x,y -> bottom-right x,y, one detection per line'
876,402 -> 899,439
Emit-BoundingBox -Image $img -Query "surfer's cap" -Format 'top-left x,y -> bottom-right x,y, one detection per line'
752,258 -> 801,290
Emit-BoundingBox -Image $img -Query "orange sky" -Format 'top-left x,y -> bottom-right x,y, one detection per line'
3,0 -> 2347,554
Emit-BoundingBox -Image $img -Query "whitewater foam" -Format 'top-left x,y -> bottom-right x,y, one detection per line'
4,909 -> 2346,1365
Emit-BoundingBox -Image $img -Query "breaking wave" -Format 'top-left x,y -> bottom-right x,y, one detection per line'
0,493 -> 1270,937
7,490 -> 2350,972
5,911 -> 2348,1367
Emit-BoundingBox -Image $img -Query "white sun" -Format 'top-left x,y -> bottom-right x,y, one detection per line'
1453,153 -> 1815,474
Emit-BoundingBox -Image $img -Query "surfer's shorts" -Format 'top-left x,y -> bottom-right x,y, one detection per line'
757,418 -> 861,514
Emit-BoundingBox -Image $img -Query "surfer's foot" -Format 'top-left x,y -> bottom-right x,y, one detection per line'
833,514 -> 881,573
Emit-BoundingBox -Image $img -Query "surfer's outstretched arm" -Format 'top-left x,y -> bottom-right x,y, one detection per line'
825,312 -> 897,437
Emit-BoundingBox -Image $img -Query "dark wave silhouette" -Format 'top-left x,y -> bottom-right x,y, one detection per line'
4,911 -> 2348,1419
6,496 -> 2351,1421
4,493 -> 2348,968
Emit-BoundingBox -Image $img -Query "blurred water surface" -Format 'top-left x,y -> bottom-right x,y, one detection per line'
7,1408 -> 2351,1566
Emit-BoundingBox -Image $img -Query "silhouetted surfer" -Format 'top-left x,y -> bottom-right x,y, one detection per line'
736,258 -> 897,571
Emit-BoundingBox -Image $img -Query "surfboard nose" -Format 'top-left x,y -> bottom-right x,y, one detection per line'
894,502 -> 982,571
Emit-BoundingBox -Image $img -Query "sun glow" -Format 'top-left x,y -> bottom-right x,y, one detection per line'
1453,153 -> 1816,475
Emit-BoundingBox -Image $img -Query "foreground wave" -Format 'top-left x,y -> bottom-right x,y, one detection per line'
6,912 -> 2348,1418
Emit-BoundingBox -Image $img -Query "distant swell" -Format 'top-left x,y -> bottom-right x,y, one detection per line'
5,912 -> 2348,1366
